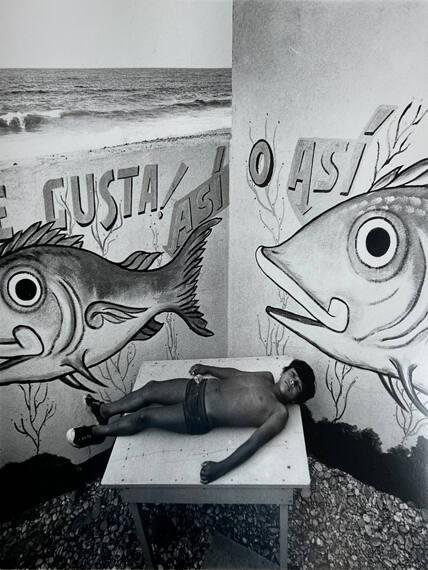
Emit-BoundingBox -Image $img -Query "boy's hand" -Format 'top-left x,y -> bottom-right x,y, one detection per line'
189,363 -> 206,376
200,461 -> 224,484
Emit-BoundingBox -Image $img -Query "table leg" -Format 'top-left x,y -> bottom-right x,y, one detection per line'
128,503 -> 155,570
279,503 -> 289,570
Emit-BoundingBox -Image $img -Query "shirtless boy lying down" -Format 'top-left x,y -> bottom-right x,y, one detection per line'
67,360 -> 315,484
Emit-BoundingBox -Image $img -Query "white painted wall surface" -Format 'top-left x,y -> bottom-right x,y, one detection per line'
229,0 -> 428,450
0,134 -> 230,466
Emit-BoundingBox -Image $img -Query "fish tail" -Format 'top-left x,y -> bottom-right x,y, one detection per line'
171,217 -> 221,337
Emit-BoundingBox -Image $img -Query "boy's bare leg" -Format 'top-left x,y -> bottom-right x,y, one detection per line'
93,403 -> 188,437
100,378 -> 189,419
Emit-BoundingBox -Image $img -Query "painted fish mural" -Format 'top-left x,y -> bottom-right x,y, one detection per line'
0,217 -> 220,391
256,159 -> 428,416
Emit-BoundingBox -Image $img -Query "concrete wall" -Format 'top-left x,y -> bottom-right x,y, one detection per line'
2,0 -> 428,473
0,133 -> 229,466
229,0 -> 428,450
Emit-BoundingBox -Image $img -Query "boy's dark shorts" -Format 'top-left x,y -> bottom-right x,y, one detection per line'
183,378 -> 212,434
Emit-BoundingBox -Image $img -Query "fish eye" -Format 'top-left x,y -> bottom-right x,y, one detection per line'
355,217 -> 399,268
349,210 -> 408,282
7,272 -> 43,307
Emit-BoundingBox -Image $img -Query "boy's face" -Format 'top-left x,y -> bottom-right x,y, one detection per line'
278,367 -> 303,402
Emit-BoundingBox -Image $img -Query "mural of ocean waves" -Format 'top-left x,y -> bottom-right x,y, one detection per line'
0,68 -> 232,160
0,109 -> 63,130
0,98 -> 232,130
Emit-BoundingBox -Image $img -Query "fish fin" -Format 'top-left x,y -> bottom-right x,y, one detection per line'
60,373 -> 97,393
390,359 -> 428,417
0,221 -> 84,257
372,158 -> 428,192
76,353 -> 108,388
119,251 -> 162,271
133,317 -> 164,341
63,353 -> 107,389
414,382 -> 428,396
378,373 -> 408,411
85,301 -> 147,329
370,167 -> 402,192
170,217 -> 221,337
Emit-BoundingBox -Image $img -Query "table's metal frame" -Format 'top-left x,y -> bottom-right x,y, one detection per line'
120,485 -> 293,569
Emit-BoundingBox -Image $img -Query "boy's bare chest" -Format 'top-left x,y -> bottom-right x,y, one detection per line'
206,377 -> 278,427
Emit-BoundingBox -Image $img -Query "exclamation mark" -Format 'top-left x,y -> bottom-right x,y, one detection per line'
158,162 -> 189,219
0,185 -> 13,240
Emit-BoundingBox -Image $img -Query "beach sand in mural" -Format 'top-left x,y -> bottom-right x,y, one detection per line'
0,130 -> 231,228
0,129 -> 231,170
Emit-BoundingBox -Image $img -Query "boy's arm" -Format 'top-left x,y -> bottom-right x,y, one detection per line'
200,408 -> 289,484
190,364 -> 274,381
189,363 -> 242,379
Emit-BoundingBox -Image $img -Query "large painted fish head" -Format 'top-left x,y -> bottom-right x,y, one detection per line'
0,223 -> 86,384
256,185 -> 428,413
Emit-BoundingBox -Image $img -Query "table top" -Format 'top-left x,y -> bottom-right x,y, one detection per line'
102,356 -> 311,497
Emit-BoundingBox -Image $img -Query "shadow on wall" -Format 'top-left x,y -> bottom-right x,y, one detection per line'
0,448 -> 113,522
301,406 -> 428,509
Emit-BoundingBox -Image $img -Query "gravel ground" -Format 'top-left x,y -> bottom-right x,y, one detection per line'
1,457 -> 427,569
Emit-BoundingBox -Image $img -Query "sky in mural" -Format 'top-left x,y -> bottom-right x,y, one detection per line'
0,0 -> 232,68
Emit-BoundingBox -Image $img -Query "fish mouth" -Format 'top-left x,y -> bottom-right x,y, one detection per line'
256,247 -> 349,333
0,326 -> 44,372
266,305 -> 325,328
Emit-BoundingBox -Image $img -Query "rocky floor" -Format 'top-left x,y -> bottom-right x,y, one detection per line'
1,457 -> 427,569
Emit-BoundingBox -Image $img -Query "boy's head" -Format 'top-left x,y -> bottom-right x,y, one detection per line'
277,359 -> 316,404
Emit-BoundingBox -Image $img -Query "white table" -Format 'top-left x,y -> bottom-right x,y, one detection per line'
102,356 -> 311,569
